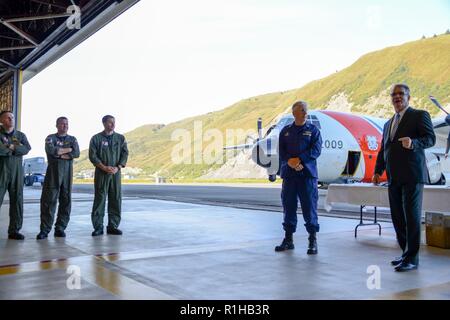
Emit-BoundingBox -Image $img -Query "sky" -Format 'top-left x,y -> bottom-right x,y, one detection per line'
21,0 -> 450,157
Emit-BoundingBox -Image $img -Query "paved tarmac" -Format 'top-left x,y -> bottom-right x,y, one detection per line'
0,186 -> 449,299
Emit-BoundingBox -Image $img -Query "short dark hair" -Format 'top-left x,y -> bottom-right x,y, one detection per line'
0,110 -> 13,118
391,83 -> 410,96
56,116 -> 68,125
102,115 -> 115,124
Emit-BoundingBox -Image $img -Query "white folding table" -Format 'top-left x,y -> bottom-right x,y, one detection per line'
325,183 -> 450,237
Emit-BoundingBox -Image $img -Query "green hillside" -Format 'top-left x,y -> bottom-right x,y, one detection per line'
295,34 -> 450,113
75,34 -> 450,179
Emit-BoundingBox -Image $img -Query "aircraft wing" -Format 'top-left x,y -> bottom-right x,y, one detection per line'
428,148 -> 447,157
432,116 -> 450,128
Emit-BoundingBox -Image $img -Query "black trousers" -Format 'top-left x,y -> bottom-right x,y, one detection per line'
388,182 -> 423,265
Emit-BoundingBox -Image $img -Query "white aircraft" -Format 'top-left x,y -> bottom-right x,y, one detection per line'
225,97 -> 450,185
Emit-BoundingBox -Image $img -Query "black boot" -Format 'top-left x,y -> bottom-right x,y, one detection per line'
91,228 -> 104,237
307,233 -> 318,255
54,230 -> 66,238
275,231 -> 294,252
36,231 -> 48,240
107,226 -> 122,235
8,232 -> 25,240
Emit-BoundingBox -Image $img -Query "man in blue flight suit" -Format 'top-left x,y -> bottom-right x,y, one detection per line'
275,101 -> 322,254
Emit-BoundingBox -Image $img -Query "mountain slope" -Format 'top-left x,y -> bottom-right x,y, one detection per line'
294,35 -> 450,115
74,34 -> 450,179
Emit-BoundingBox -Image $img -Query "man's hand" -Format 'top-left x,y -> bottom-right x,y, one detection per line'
294,163 -> 304,171
105,166 -> 115,174
287,157 -> 301,169
96,163 -> 114,174
398,137 -> 413,149
445,153 -> 448,160
105,166 -> 119,175
57,147 -> 72,156
8,144 -> 15,151
96,163 -> 119,175
372,173 -> 381,185
60,154 -> 71,160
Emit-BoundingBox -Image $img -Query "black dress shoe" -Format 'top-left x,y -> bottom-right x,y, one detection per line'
8,233 -> 25,240
275,238 -> 294,252
395,262 -> 418,272
106,227 -> 122,235
390,257 -> 403,266
36,231 -> 48,240
91,229 -> 104,237
307,233 -> 318,255
54,230 -> 66,238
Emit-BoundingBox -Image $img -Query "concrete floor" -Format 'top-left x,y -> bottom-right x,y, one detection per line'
0,189 -> 449,300
69,183 -> 395,220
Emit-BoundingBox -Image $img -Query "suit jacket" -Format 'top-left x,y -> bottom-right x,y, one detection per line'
375,107 -> 436,184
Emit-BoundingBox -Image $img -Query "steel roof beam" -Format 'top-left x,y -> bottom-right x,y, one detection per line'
28,0 -> 70,10
0,57 -> 16,68
4,13 -> 72,23
0,45 -> 36,51
0,34 -> 25,41
0,70 -> 11,78
0,19 -> 39,46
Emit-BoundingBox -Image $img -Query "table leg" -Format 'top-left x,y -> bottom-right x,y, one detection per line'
374,206 -> 381,235
354,205 -> 365,238
355,205 -> 382,237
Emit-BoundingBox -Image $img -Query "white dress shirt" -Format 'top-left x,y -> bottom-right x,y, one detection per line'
390,106 -> 409,138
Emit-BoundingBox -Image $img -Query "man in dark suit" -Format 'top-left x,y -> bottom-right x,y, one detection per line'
373,84 -> 436,272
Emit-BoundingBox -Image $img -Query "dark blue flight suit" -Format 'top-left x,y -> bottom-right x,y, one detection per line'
279,122 -> 322,234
